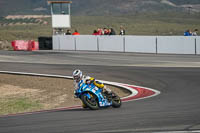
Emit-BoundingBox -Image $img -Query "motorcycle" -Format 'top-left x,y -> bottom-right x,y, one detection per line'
74,80 -> 121,110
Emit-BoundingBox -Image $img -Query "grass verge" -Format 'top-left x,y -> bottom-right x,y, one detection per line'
0,97 -> 42,115
0,14 -> 200,42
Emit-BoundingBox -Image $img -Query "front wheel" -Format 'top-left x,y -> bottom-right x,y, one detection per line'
111,93 -> 121,108
81,92 -> 99,110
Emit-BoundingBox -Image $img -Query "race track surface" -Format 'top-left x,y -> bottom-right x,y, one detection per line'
0,51 -> 200,133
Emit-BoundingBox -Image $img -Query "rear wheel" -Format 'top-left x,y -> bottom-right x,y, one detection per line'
81,92 -> 99,110
111,93 -> 121,108
81,101 -> 88,108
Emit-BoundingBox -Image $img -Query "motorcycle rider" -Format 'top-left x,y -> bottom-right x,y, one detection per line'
72,69 -> 112,98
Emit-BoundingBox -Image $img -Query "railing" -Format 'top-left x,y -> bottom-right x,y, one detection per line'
53,35 -> 200,55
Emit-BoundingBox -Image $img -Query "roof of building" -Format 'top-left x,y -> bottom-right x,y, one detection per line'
48,1 -> 72,4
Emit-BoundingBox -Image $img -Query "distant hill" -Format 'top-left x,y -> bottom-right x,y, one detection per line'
0,0 -> 200,16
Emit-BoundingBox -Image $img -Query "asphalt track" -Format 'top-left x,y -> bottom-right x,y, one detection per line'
0,51 -> 200,133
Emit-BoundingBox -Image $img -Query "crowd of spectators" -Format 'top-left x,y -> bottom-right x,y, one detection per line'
184,29 -> 198,36
92,26 -> 125,35
60,27 -> 199,36
64,26 -> 125,36
92,28 -> 116,35
65,29 -> 80,35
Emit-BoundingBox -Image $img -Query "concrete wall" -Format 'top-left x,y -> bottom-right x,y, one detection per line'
53,35 -> 60,50
76,36 -> 98,51
53,35 -> 200,55
98,36 -> 124,52
157,36 -> 196,54
125,36 -> 156,53
196,37 -> 200,55
59,35 -> 75,50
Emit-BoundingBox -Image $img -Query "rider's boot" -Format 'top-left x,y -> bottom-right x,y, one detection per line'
103,87 -> 112,102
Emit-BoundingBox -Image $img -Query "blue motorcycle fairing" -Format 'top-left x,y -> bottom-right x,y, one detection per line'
83,92 -> 92,99
75,80 -> 112,107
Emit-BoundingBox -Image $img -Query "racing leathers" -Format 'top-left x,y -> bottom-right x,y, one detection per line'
73,75 -> 111,97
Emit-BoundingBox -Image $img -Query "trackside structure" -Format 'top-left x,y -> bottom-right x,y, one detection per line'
48,1 -> 72,34
53,35 -> 200,55
48,1 -> 200,55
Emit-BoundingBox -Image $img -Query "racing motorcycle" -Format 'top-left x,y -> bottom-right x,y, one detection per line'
74,80 -> 121,110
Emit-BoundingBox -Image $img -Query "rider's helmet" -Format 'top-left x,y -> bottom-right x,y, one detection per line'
72,69 -> 83,82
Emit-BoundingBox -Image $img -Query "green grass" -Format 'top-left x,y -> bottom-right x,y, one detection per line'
70,14 -> 200,36
0,97 -> 42,115
0,14 -> 200,42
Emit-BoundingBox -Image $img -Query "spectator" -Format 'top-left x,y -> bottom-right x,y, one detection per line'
192,29 -> 198,36
184,29 -> 192,36
103,28 -> 109,35
97,28 -> 103,35
109,28 -> 116,35
92,30 -> 99,35
72,30 -> 80,35
65,29 -> 71,35
119,26 -> 125,35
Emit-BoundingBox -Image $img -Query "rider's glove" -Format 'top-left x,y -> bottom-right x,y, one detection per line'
86,80 -> 91,84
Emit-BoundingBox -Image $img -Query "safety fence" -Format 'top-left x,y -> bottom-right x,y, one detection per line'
53,35 -> 200,55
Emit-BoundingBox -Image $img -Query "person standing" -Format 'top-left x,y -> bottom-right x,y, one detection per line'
92,30 -> 99,35
119,26 -> 125,35
72,30 -> 80,35
192,29 -> 198,36
184,29 -> 192,36
97,28 -> 103,35
103,28 -> 109,35
109,28 -> 116,35
65,29 -> 71,35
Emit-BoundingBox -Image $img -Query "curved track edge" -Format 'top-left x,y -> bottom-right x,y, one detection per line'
0,71 -> 160,117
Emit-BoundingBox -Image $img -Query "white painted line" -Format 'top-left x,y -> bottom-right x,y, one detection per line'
0,71 -> 160,101
125,84 -> 161,101
0,71 -> 72,79
154,131 -> 200,133
99,80 -> 138,100
0,70 -> 161,117
100,80 -> 160,102
192,131 -> 200,133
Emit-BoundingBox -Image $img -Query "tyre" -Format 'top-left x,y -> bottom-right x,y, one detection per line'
111,93 -> 121,108
81,92 -> 99,110
81,101 -> 88,108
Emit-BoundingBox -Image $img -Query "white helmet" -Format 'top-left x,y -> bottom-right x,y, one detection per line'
72,69 -> 83,82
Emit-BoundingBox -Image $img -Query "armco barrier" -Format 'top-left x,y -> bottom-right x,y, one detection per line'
53,35 -> 200,55
125,36 -> 156,53
98,36 -> 124,52
157,36 -> 196,54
